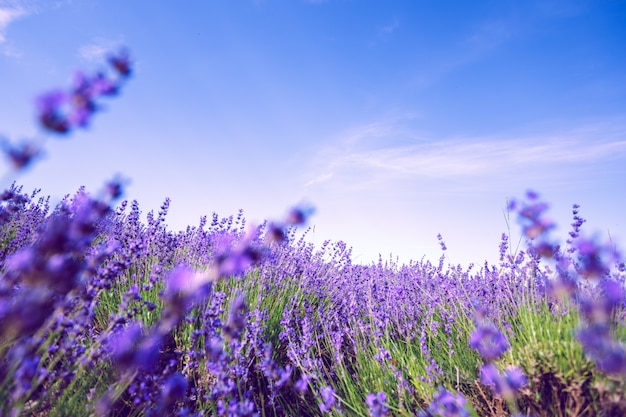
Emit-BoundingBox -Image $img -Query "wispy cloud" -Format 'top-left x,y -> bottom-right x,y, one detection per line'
411,18 -> 520,89
378,17 -> 399,35
78,37 -> 124,62
0,5 -> 26,43
412,4 -> 590,91
1,0 -> 72,56
306,117 -> 626,189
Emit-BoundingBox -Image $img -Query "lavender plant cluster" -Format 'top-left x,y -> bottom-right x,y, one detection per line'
0,51 -> 625,417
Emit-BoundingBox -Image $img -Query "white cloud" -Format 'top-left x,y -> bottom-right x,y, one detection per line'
0,5 -> 26,43
306,117 -> 626,188
0,0 -> 71,55
305,172 -> 333,187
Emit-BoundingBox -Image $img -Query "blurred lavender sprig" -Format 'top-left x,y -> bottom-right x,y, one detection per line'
1,49 -> 132,176
510,191 -> 626,378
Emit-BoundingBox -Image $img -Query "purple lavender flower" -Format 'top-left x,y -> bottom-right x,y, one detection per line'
224,292 -> 248,340
104,179 -> 124,200
504,366 -> 528,393
285,203 -> 315,226
366,391 -> 389,417
206,337 -> 224,362
37,90 -> 70,134
109,49 -> 132,76
567,203 -> 586,247
1,140 -> 42,170
319,386 -> 337,413
295,374 -> 310,395
577,323 -> 611,356
546,274 -> 579,301
273,364 -> 292,388
515,191 -> 555,239
577,324 -> 626,375
91,72 -> 119,96
265,221 -> 287,243
161,372 -> 188,407
107,322 -> 162,371
471,299 -> 488,321
575,237 -> 620,279
479,363 -> 500,387
162,265 -> 213,330
595,344 -> 626,375
68,71 -> 98,127
498,233 -> 509,262
419,386 -> 469,417
469,323 -> 510,362
264,203 -> 315,243
35,50 -> 131,135
134,331 -> 163,370
437,234 -> 447,251
480,364 -> 528,399
217,397 -> 258,417
601,279 -> 625,311
107,322 -> 143,368
579,282 -> 624,325
215,232 -> 262,277
12,354 -> 42,400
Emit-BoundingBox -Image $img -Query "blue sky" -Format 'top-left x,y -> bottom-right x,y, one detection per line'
1,0 -> 625,267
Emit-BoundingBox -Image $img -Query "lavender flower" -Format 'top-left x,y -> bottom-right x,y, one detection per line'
265,203 -> 315,243
546,274 -> 579,301
366,391 -> 389,417
437,234 -> 447,251
285,203 -> 315,226
215,231 -> 263,277
480,363 -> 528,399
513,191 -> 555,239
107,322 -> 143,368
1,140 -> 42,170
35,50 -> 132,135
574,237 -> 620,279
224,292 -> 248,340
469,323 -> 510,362
498,233 -> 509,263
504,366 -> 528,393
161,372 -> 188,407
567,203 -> 586,248
419,387 -> 469,417
107,322 -> 162,371
577,324 -> 626,375
162,264 -> 213,330
579,280 -> 625,324
109,49 -> 132,76
217,397 -> 258,417
12,354 -> 42,400
37,90 -> 70,133
509,191 -> 558,259
295,374 -> 310,395
319,386 -> 337,413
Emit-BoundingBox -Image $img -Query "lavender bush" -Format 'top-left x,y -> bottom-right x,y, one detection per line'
0,50 -> 625,417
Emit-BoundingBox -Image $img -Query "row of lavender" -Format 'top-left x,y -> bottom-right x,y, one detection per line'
1,51 -> 625,416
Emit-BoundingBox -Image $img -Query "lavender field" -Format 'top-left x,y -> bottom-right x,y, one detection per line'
1,52 -> 626,417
